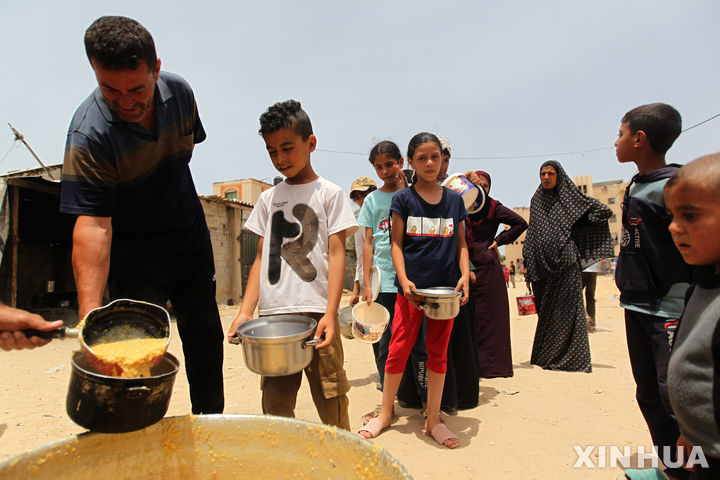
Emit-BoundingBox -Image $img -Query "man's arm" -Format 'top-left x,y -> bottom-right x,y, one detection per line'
72,216 -> 112,319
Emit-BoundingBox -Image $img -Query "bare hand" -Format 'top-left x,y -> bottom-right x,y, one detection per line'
0,305 -> 63,351
470,271 -> 477,284
464,171 -> 481,185
227,312 -> 252,343
361,285 -> 373,305
349,291 -> 359,306
456,276 -> 470,306
396,165 -> 408,188
401,280 -> 423,308
488,241 -> 499,256
313,314 -> 334,349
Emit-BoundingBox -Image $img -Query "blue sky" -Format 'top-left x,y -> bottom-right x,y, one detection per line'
1,0 -> 718,209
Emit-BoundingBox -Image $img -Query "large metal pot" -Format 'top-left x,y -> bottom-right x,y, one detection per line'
413,287 -> 462,320
66,350 -> 179,433
0,415 -> 413,479
229,315 -> 320,376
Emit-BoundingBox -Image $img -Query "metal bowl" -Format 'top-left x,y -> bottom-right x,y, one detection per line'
0,415 -> 414,479
413,287 -> 462,320
338,306 -> 354,339
230,315 -> 321,376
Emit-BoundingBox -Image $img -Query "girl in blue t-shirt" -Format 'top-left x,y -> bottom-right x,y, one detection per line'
359,132 -> 469,448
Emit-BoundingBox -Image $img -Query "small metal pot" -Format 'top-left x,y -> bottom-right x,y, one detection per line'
338,306 -> 354,339
413,287 -> 462,320
66,350 -> 179,433
230,315 -> 321,376
21,299 -> 171,377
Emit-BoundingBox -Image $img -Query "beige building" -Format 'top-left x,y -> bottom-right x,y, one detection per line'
212,178 -> 272,204
503,176 -> 627,268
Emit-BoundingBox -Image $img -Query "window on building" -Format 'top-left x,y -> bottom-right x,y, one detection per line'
609,214 -> 616,223
608,197 -> 616,204
224,190 -> 238,200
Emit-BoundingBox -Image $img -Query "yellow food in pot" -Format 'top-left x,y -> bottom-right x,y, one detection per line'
90,338 -> 167,378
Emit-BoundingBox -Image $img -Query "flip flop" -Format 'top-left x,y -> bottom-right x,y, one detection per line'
361,406 -> 382,425
358,417 -> 387,439
422,422 -> 459,449
362,406 -> 396,426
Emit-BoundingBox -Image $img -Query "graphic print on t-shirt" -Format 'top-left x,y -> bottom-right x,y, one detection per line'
406,216 -> 454,237
268,204 -> 319,284
378,210 -> 391,232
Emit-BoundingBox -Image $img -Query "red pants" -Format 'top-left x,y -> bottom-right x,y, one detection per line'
385,293 -> 454,375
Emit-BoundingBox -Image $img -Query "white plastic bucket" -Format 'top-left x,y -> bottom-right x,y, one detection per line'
351,302 -> 389,343
442,172 -> 479,211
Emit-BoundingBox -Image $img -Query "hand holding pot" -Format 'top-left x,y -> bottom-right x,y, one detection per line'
0,305 -> 63,351
400,280 -> 424,308
227,312 -> 252,344
313,314 -> 335,349
455,275 -> 470,307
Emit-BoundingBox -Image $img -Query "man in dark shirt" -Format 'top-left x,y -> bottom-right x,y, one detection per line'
60,16 -> 223,414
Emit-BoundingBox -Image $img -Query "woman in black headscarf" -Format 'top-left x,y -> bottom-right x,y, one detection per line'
523,161 -> 614,373
465,170 -> 528,378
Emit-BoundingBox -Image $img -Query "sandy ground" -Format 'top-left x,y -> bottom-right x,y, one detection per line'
0,275 -> 660,479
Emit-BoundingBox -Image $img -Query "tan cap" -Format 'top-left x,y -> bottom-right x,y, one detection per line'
350,176 -> 377,195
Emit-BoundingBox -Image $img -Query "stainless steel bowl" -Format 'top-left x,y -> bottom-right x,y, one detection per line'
0,415 -> 414,479
413,287 -> 462,320
338,306 -> 354,339
230,315 -> 321,376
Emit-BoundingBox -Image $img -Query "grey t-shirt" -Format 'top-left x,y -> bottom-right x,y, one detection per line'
668,277 -> 720,458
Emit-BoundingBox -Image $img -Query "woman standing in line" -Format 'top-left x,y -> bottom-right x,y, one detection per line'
523,160 -> 613,373
465,170 -> 527,378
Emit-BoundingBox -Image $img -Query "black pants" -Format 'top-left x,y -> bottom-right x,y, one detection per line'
581,272 -> 597,318
625,310 -> 688,479
109,243 -> 225,414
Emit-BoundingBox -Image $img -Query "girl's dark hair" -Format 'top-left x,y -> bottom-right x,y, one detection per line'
85,16 -> 157,71
369,141 -> 402,165
407,132 -> 442,159
258,100 -> 313,140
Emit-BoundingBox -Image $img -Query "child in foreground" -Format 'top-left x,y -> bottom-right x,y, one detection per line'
665,154 -> 720,479
228,100 -> 357,430
358,132 -> 469,448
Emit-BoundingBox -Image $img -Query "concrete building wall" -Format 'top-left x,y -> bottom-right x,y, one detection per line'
212,178 -> 271,204
199,196 -> 253,305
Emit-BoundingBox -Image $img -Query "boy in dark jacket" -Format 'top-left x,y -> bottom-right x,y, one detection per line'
614,103 -> 693,480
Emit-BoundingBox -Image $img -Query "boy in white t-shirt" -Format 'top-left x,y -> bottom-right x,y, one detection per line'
227,100 -> 358,430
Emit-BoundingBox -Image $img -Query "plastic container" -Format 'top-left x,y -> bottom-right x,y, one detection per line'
442,172 -> 479,211
351,301 -> 390,343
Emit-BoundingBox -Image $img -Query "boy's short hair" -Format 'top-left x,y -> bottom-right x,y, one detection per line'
85,16 -> 157,71
622,103 -> 682,154
258,100 -> 313,140
665,153 -> 720,196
